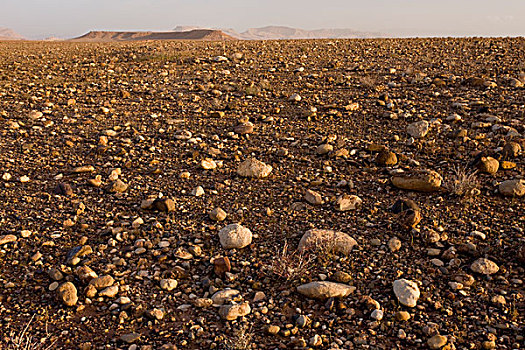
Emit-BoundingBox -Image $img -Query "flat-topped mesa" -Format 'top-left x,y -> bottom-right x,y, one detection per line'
71,29 -> 235,42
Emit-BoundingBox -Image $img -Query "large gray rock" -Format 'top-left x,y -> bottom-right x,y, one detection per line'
393,279 -> 420,307
218,224 -> 252,249
499,179 -> 525,197
391,169 -> 442,192
211,289 -> 241,306
219,302 -> 251,320
298,229 -> 357,255
407,120 -> 430,138
237,158 -> 272,178
297,281 -> 355,299
471,258 -> 499,275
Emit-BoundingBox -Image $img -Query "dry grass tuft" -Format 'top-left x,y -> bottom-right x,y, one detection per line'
225,323 -> 253,350
359,76 -> 378,89
269,241 -> 313,282
447,165 -> 480,197
4,315 -> 57,350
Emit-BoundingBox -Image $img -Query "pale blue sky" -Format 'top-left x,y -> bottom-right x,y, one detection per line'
1,0 -> 524,39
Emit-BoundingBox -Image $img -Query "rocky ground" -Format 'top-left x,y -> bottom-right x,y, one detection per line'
0,38 -> 524,350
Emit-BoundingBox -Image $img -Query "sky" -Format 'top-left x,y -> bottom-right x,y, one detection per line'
1,0 -> 524,39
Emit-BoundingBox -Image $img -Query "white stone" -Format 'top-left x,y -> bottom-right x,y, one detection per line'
393,279 -> 420,307
218,224 -> 253,249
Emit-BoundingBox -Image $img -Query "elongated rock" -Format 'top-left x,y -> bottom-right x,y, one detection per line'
499,179 -> 525,197
298,229 -> 357,255
391,169 -> 442,192
471,258 -> 499,275
297,281 -> 356,299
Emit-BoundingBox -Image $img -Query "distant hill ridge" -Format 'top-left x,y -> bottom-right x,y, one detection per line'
0,27 -> 26,41
175,25 -> 383,39
71,29 -> 235,42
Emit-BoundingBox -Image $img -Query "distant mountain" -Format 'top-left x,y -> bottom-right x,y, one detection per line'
71,29 -> 235,42
174,25 -> 383,40
0,27 -> 26,41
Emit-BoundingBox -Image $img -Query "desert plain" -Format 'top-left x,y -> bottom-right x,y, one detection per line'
0,37 -> 524,349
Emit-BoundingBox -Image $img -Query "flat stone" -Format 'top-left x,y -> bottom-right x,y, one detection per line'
236,158 -> 272,178
471,258 -> 499,275
298,229 -> 357,255
305,189 -> 323,205
407,120 -> 430,138
316,144 -> 333,155
211,289 -> 241,306
336,194 -> 362,211
0,235 -> 17,245
89,275 -> 114,289
99,285 -> 119,298
72,165 -> 95,173
120,333 -> 140,344
234,122 -> 254,134
391,169 -> 442,192
297,281 -> 356,299
427,335 -> 448,349
499,179 -> 525,197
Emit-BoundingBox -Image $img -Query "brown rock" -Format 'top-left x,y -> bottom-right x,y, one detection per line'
154,198 -> 176,212
391,169 -> 442,192
427,335 -> 447,349
0,234 -> 17,245
218,302 -> 251,320
89,275 -> 115,289
57,282 -> 78,307
237,158 -> 272,178
376,149 -> 398,166
336,194 -> 362,211
305,189 -> 323,205
234,122 -> 254,134
475,156 -> 499,174
499,179 -> 525,197
213,256 -> 232,276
